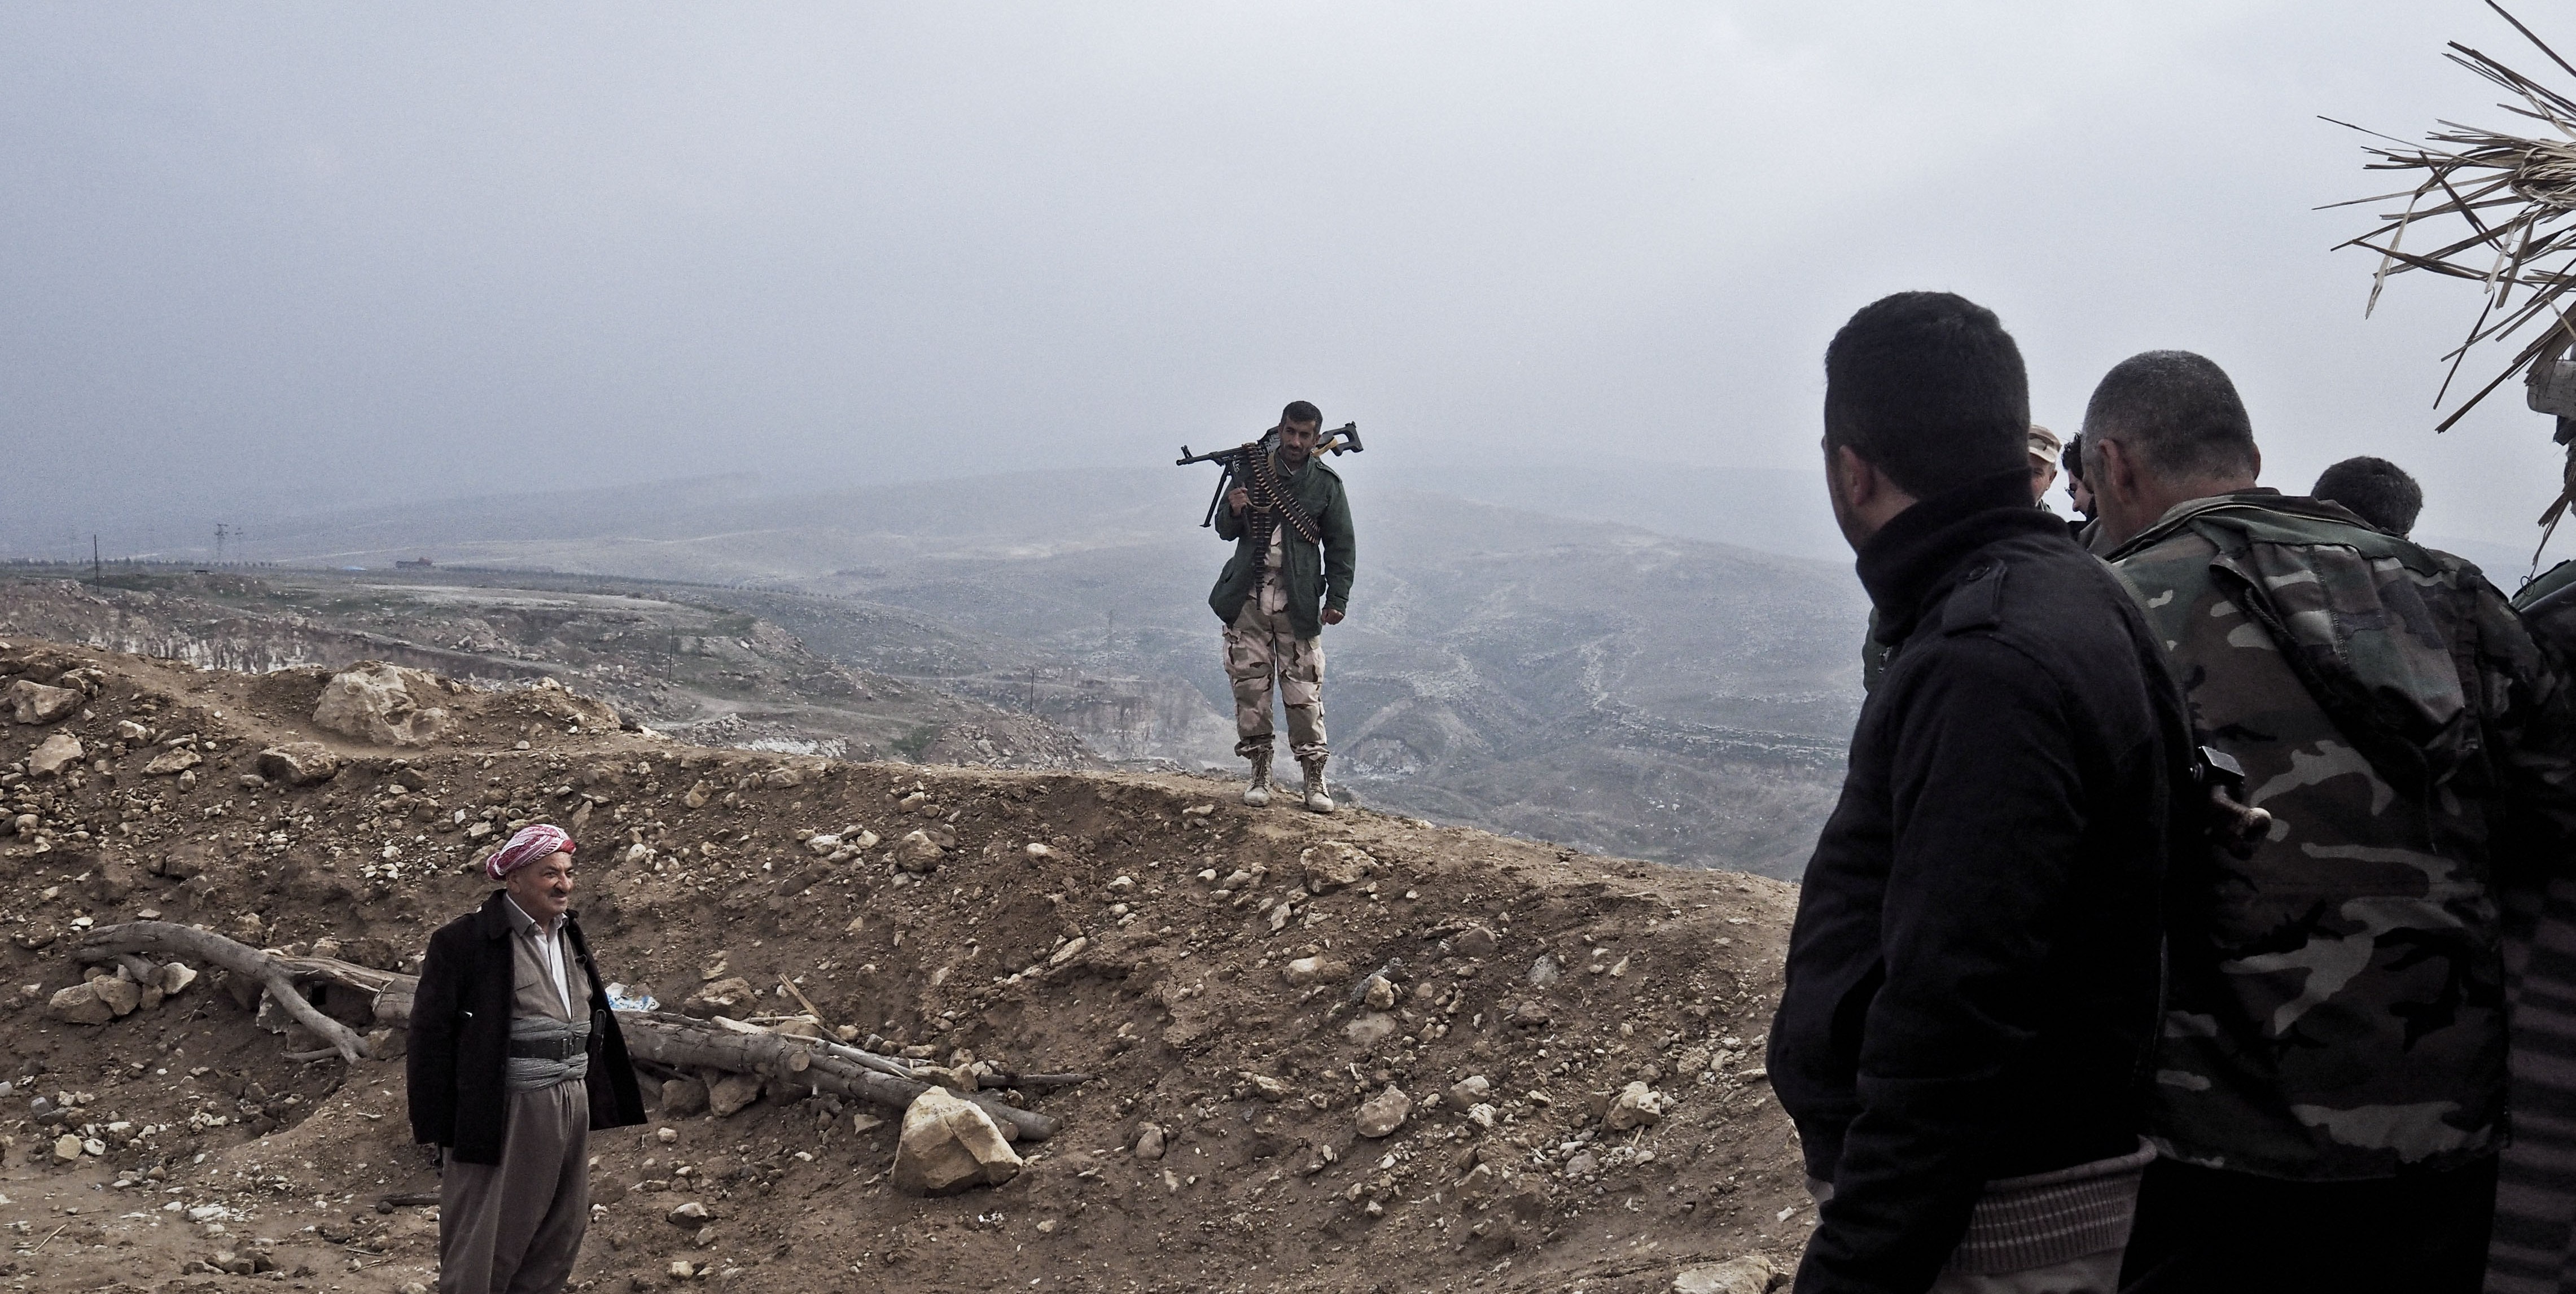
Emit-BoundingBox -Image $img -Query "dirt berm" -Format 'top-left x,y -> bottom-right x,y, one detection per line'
0,642 -> 1810,1293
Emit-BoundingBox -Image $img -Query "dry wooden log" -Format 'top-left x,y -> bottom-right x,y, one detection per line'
75,922 -> 370,1064
812,1039 -> 1087,1093
622,1012 -> 1057,1142
73,922 -> 1065,1140
278,955 -> 415,1027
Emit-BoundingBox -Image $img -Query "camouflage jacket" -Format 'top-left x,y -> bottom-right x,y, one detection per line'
2108,492 -> 2576,1179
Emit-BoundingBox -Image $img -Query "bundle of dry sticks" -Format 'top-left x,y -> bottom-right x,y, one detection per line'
2333,3 -> 2576,549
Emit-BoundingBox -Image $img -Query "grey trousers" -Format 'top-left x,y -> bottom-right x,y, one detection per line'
439,1081 -> 591,1294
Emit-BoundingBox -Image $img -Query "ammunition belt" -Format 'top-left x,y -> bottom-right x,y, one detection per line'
1245,450 -> 1323,546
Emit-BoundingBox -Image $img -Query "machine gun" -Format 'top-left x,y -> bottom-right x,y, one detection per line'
1175,422 -> 1362,528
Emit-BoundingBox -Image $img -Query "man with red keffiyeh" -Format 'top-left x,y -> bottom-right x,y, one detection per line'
408,824 -> 645,1293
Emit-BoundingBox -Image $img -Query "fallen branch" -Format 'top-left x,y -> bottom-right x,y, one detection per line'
75,922 -> 370,1064
622,1012 -> 1058,1142
70,921 -> 1066,1141
814,1040 -> 1086,1093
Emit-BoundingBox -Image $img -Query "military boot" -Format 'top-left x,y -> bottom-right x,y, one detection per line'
1299,756 -> 1337,814
1242,752 -> 1274,808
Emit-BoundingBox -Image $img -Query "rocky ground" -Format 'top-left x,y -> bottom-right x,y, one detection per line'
0,641 -> 1811,1293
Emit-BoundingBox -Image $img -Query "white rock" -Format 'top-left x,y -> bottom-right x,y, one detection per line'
142,747 -> 202,776
312,663 -> 451,747
1604,1081 -> 1667,1131
1673,1254 -> 1780,1294
889,1087 -> 1023,1195
1363,974 -> 1397,1010
893,830 -> 944,874
1343,1013 -> 1399,1047
1355,1085 -> 1413,1138
27,732 -> 82,778
46,982 -> 112,1025
1299,840 -> 1374,893
2,680 -> 81,725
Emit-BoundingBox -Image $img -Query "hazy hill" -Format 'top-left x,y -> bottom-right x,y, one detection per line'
232,467 -> 1869,876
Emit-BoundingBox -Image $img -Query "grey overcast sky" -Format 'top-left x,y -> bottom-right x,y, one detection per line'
4,2 -> 2573,564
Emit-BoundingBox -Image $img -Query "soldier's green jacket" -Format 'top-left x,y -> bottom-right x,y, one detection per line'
1208,455 -> 1355,640
2108,492 -> 2576,1179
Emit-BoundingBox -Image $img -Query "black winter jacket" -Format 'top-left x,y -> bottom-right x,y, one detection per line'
406,891 -> 647,1164
1768,470 -> 2188,1293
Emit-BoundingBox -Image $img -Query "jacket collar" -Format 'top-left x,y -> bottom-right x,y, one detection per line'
1857,468 -> 2067,646
475,888 -> 579,941
2104,488 -> 2375,561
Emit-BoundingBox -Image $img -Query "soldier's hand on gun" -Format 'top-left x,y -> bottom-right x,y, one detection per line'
1227,486 -> 1251,515
1321,608 -> 1344,625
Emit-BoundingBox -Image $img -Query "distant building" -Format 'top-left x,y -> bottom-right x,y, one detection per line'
395,557 -> 435,569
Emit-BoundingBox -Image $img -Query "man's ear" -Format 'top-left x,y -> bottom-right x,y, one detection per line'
2092,437 -> 2133,499
1831,443 -> 1879,507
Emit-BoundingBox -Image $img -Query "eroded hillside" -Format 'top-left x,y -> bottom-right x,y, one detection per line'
0,572 -> 1090,770
207,468 -> 1870,876
0,642 -> 1811,1293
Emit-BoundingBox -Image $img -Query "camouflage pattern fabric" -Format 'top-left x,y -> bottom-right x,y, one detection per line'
1224,599 -> 1325,761
2108,492 -> 2576,1181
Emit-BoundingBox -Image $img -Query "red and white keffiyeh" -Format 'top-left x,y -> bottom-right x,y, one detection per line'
487,824 -> 574,881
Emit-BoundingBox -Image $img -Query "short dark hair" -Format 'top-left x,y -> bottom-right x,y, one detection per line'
1822,292 -> 2031,498
2312,455 -> 2424,536
2082,350 -> 2258,481
1281,401 -> 1322,428
2061,431 -> 2085,482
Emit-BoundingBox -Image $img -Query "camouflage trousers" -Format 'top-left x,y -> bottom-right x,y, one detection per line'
1224,599 -> 1326,762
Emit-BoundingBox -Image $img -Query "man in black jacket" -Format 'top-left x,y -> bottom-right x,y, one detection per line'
409,824 -> 646,1293
1769,292 -> 2188,1293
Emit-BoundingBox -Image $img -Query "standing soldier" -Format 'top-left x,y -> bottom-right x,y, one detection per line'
2083,352 -> 2576,1293
1209,400 -> 1356,812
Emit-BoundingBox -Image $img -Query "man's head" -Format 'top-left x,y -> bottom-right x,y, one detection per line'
2312,455 -> 2424,537
2061,432 -> 2096,520
2080,350 -> 2262,550
1821,292 -> 2032,547
489,824 -> 576,923
1277,401 -> 1322,467
2027,424 -> 2062,504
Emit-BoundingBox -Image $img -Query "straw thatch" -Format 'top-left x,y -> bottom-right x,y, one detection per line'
2330,2 -> 2576,429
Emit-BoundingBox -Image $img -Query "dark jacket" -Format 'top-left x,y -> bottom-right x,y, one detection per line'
407,890 -> 647,1165
1769,470 -> 2188,1294
1208,455 -> 1355,639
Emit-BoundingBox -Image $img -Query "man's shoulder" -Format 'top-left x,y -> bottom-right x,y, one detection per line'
1938,530 -> 2133,637
427,894 -> 500,948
